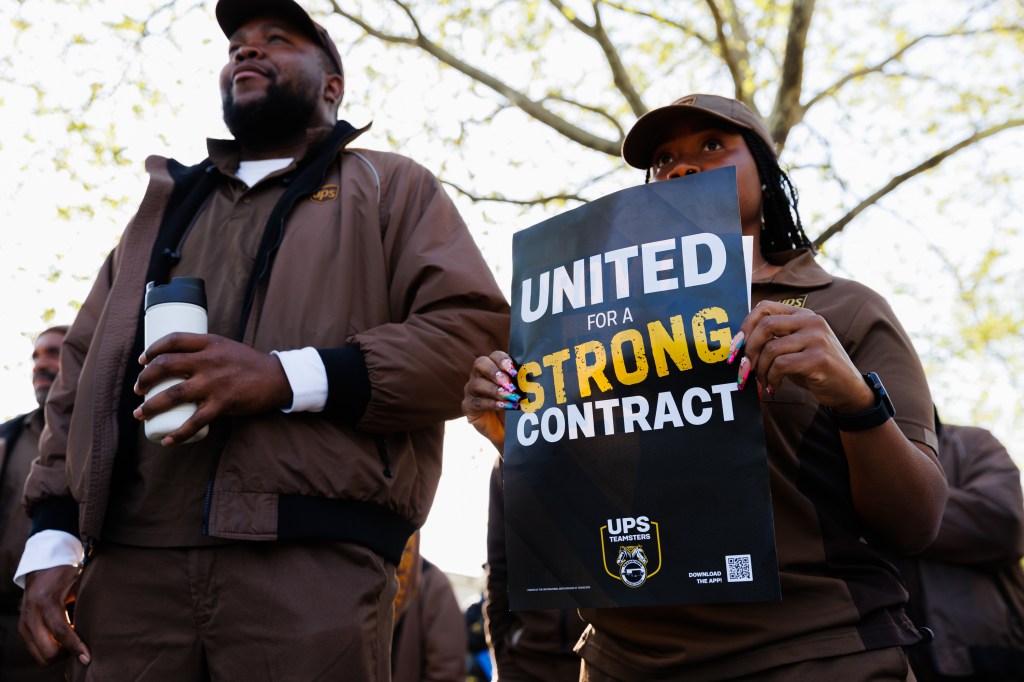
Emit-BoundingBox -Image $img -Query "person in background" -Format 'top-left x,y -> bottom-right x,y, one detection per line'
464,94 -> 947,680
903,411 -> 1024,681
14,0 -> 508,679
391,545 -> 467,682
0,325 -> 67,682
485,456 -> 586,681
465,592 -> 493,681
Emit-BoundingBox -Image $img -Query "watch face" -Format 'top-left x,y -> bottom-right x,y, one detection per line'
865,372 -> 895,418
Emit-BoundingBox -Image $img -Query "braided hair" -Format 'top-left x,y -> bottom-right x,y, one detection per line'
642,129 -> 813,254
740,129 -> 812,253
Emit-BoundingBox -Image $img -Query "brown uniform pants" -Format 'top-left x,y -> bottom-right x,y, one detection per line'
580,646 -> 918,681
495,651 -> 582,682
68,541 -> 397,682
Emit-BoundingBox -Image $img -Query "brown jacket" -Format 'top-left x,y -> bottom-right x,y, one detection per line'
24,122 -> 510,563
904,423 -> 1024,678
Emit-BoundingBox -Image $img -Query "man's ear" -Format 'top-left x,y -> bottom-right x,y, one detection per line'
324,73 -> 345,108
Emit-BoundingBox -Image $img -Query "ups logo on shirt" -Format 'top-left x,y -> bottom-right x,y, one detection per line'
309,184 -> 339,204
777,294 -> 808,308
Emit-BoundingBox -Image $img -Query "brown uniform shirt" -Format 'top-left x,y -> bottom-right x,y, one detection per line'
577,249 -> 938,680
103,132 -> 328,546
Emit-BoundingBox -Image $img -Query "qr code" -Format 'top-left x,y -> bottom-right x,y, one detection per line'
725,554 -> 753,582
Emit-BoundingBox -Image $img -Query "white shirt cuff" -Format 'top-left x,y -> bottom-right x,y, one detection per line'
14,530 -> 84,589
272,347 -> 328,413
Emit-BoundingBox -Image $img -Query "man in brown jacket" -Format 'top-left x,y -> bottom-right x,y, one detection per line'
14,1 -> 508,680
1,326 -> 66,682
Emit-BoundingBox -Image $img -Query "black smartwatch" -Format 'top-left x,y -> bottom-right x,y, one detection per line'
826,371 -> 896,432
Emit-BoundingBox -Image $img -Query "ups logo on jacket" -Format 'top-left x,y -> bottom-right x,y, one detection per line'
310,183 -> 339,204
777,294 -> 808,308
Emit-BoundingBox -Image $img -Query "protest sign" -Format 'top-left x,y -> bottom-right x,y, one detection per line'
505,167 -> 779,610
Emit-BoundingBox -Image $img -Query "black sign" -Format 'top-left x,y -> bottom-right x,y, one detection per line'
505,167 -> 779,609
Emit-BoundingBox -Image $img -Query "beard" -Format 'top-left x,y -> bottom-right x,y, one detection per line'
222,76 -> 320,148
34,371 -> 56,407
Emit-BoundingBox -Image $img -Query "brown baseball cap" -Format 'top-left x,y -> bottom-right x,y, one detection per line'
621,94 -> 775,169
216,0 -> 344,76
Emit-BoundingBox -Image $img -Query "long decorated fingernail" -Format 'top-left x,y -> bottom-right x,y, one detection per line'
737,357 -> 751,390
727,332 -> 745,364
496,372 -> 515,393
498,400 -> 520,411
500,391 -> 520,401
500,358 -> 518,377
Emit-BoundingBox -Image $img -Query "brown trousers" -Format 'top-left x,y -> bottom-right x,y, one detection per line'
68,541 -> 397,682
580,646 -> 918,681
495,650 -> 582,682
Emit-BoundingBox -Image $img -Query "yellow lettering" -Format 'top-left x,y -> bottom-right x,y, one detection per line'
517,361 -> 545,413
575,340 -> 612,398
543,349 -> 572,405
611,329 -> 648,385
647,315 -> 692,376
520,307 -> 730,408
693,307 -> 730,363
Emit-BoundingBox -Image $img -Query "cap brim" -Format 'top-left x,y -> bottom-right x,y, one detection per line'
216,0 -> 320,42
622,105 -> 755,170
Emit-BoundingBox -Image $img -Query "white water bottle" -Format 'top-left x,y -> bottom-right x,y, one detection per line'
143,277 -> 209,444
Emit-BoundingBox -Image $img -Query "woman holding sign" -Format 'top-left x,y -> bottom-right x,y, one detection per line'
464,94 -> 947,681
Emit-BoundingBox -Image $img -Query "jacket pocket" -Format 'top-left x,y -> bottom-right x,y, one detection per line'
375,435 -> 394,479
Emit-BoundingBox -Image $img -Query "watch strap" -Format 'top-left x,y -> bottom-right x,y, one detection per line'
826,372 -> 896,432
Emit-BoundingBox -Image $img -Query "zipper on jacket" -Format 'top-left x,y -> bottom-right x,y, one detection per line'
78,537 -> 97,569
201,451 -> 222,535
237,211 -> 289,342
375,436 -> 394,479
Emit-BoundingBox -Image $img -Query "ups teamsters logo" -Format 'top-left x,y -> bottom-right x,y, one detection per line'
309,183 -> 339,204
601,516 -> 662,588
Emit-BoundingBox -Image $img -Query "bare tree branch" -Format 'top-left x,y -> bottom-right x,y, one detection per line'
813,119 -> 1024,249
329,0 -> 621,155
803,26 -> 1022,113
602,2 -> 715,50
541,94 -> 626,138
443,180 -> 587,206
546,0 -> 647,116
703,0 -> 748,103
768,0 -> 816,150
